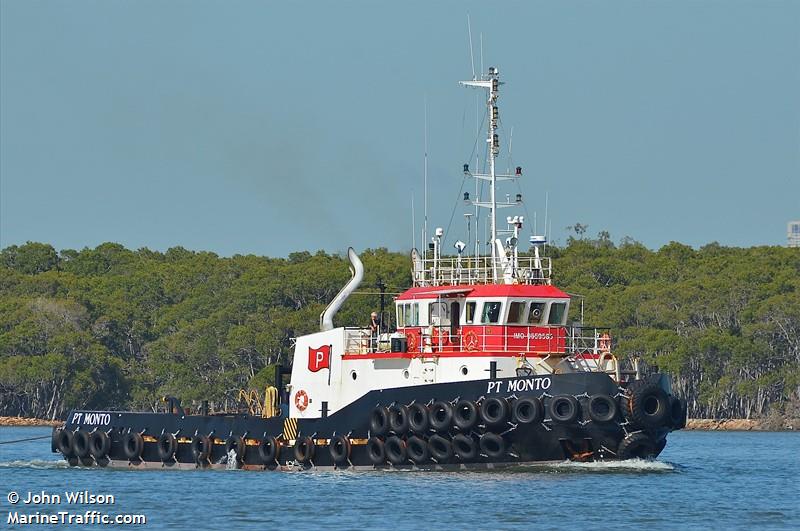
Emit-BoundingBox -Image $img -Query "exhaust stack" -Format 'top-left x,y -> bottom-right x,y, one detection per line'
320,247 -> 364,331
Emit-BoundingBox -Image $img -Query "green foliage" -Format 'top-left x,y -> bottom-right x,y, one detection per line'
0,240 -> 797,420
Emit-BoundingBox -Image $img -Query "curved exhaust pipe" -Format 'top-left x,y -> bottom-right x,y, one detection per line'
320,247 -> 364,331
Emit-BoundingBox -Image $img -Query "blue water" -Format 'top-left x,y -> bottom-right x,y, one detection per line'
1,427 -> 798,530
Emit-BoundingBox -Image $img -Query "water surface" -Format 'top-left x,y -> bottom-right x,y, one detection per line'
1,427 -> 797,529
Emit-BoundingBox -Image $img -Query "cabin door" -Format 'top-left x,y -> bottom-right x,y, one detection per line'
450,301 -> 461,342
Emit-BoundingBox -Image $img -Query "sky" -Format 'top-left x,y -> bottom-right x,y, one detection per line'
1,0 -> 799,257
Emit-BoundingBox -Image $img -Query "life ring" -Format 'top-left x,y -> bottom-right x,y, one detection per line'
406,331 -> 418,352
463,330 -> 479,351
294,390 -> 309,412
599,333 -> 611,353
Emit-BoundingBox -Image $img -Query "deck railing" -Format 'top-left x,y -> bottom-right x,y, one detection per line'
413,256 -> 552,287
341,326 -> 636,379
344,326 -> 610,355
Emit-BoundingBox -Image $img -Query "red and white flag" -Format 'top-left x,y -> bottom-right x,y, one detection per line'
308,345 -> 331,372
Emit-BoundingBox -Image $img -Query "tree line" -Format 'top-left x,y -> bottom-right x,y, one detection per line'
0,238 -> 797,420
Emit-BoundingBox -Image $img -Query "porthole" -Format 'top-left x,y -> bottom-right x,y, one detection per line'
460,366 -> 468,376
350,370 -> 358,381
403,370 -> 410,379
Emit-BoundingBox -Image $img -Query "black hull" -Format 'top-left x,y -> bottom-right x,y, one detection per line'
53,373 -> 683,471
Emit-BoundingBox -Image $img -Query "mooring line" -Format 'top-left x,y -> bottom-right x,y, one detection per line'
0,435 -> 52,445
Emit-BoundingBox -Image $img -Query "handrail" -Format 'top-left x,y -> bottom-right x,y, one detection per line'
412,255 -> 552,287
342,326 -> 613,356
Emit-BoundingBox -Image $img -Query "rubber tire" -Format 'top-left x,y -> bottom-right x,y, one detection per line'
409,403 -> 430,434
258,436 -> 279,464
617,433 -> 659,459
452,433 -> 478,461
587,394 -> 618,423
549,395 -> 580,424
191,435 -> 211,463
122,433 -> 143,460
407,436 -> 430,464
158,433 -> 177,460
73,430 -> 91,458
367,437 -> 386,465
628,383 -> 670,429
512,397 -> 544,424
389,405 -> 411,435
89,431 -> 111,459
427,434 -> 453,462
385,436 -> 407,465
453,400 -> 479,431
479,432 -> 507,459
370,406 -> 390,437
50,427 -> 60,453
668,396 -> 686,429
294,436 -> 315,463
56,429 -> 74,457
225,436 -> 246,462
480,397 -> 510,427
329,435 -> 351,464
430,401 -> 454,433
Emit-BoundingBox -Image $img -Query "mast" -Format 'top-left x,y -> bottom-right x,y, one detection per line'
461,66 -> 502,281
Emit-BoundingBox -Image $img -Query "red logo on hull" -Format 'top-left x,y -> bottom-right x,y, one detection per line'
308,345 -> 331,372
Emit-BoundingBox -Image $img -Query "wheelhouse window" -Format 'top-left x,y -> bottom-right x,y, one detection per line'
481,301 -> 502,324
528,302 -> 546,325
429,301 -> 450,326
397,303 -> 419,327
507,301 -> 526,324
548,302 -> 567,325
465,301 -> 477,324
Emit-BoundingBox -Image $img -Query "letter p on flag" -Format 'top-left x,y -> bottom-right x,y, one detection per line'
308,345 -> 331,372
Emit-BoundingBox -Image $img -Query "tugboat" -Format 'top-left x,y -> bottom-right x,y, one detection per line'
52,65 -> 686,471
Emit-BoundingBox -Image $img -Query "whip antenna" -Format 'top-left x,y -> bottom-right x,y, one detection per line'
467,15 -> 476,80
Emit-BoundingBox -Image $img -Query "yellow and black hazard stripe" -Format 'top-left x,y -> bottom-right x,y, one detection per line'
282,418 -> 299,442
